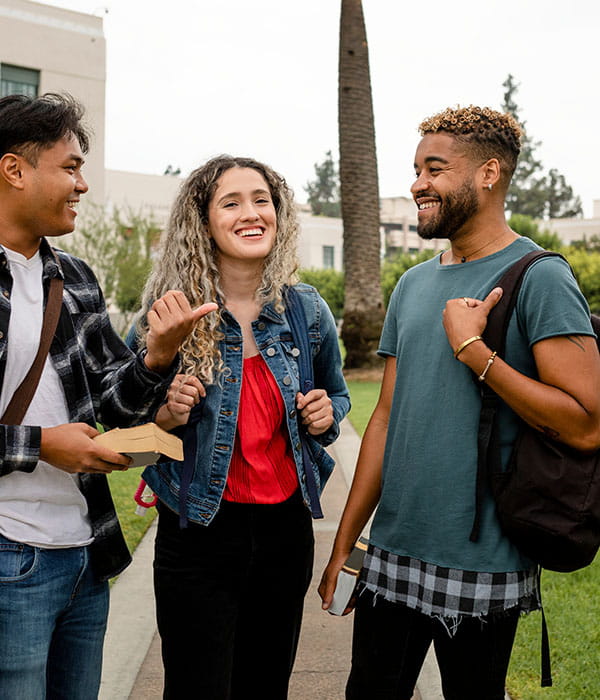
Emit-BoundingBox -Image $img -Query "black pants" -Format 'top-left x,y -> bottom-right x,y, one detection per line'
154,490 -> 314,700
346,589 -> 520,700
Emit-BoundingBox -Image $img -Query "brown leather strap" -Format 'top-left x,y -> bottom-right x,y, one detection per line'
1,275 -> 64,425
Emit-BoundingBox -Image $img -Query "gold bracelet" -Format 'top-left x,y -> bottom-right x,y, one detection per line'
454,335 -> 482,359
478,351 -> 497,382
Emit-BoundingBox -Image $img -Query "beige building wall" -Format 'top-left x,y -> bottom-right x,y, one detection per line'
298,211 -> 345,271
547,201 -> 600,245
105,169 -> 183,227
0,0 -> 106,202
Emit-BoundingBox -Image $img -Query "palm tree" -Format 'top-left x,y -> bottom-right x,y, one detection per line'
338,0 -> 384,368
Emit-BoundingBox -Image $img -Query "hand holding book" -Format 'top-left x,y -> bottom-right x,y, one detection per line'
93,422 -> 183,468
322,537 -> 368,616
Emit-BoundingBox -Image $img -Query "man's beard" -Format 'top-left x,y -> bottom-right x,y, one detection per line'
417,181 -> 479,240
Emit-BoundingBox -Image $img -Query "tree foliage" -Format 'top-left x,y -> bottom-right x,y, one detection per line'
298,268 -> 344,320
508,214 -> 563,251
564,248 -> 600,314
502,75 -> 582,220
60,205 -> 160,333
381,250 -> 436,306
304,150 -> 341,218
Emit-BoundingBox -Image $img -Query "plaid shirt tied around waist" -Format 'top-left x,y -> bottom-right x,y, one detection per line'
359,544 -> 540,631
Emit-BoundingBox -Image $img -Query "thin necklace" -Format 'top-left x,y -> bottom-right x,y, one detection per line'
454,234 -> 508,264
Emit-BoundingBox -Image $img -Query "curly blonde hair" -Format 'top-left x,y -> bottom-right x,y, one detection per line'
135,155 -> 300,383
419,105 -> 522,185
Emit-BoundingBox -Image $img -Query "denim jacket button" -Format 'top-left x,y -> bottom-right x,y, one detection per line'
283,376 -> 291,386
257,322 -> 266,330
289,409 -> 296,418
266,347 -> 276,357
291,347 -> 300,357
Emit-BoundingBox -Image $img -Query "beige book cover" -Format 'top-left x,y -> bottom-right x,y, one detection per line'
94,422 -> 183,468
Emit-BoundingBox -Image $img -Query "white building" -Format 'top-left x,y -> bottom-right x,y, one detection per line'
547,200 -> 600,245
0,0 -> 189,227
0,0 -> 106,201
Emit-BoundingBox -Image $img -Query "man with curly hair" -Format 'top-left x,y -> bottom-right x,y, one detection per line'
320,105 -> 600,698
0,92 -> 215,699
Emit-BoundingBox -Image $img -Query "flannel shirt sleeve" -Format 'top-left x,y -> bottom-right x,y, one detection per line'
62,255 -> 179,429
0,425 -> 41,475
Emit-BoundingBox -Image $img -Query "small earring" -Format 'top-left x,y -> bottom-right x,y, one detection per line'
487,183 -> 493,191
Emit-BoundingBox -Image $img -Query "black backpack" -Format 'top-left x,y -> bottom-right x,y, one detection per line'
470,250 -> 600,686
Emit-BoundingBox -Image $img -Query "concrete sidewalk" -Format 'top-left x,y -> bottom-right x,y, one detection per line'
99,418 -> 444,699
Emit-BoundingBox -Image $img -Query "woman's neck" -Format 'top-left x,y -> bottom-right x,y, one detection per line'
219,258 -> 263,304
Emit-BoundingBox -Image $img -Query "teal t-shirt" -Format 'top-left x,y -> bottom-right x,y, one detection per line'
371,237 -> 594,572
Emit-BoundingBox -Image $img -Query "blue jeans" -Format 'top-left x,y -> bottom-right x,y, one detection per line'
0,534 -> 109,700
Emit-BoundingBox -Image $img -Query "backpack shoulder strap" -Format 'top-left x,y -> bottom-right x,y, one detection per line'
483,250 -> 565,356
284,285 -> 323,518
284,286 -> 314,394
470,250 -> 564,542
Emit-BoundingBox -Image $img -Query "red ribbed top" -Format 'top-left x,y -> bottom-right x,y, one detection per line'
223,354 -> 298,503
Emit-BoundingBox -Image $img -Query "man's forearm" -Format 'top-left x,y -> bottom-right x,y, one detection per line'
458,336 -> 600,451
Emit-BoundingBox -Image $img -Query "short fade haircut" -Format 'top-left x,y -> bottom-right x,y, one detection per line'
419,105 -> 521,186
0,92 -> 90,165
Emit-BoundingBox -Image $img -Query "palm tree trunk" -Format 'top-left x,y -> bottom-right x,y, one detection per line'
339,0 -> 384,368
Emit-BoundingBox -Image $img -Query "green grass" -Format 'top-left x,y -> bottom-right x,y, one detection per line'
345,380 -> 380,435
108,468 -> 156,555
507,561 -> 600,699
343,377 -> 600,699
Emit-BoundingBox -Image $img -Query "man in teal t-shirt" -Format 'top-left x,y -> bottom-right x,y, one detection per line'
319,105 -> 600,700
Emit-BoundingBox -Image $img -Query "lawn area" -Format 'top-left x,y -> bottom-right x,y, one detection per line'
345,379 -> 380,435
108,468 -> 156,556
506,562 -> 600,699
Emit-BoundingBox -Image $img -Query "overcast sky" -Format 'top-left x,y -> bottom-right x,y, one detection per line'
44,0 -> 598,217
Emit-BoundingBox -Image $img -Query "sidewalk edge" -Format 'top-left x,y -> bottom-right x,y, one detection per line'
99,516 -> 158,700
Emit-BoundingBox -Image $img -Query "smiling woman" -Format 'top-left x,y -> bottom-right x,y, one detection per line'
128,154 -> 350,698
207,167 -> 278,268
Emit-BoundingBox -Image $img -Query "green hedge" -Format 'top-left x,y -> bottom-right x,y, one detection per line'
301,242 -> 600,316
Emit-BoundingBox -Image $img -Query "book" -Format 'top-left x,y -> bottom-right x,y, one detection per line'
328,536 -> 369,616
94,422 -> 183,468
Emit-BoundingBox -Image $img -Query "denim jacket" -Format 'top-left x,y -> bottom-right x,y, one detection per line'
134,284 -> 350,526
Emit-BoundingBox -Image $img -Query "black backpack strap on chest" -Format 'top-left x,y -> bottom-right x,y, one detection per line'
472,250 -> 565,688
470,250 -> 564,542
284,286 -> 324,519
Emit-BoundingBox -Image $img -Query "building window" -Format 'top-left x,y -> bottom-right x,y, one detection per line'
1,64 -> 39,98
322,245 -> 335,269
409,224 -> 417,232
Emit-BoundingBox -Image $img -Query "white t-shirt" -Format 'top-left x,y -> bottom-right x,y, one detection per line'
0,245 -> 93,547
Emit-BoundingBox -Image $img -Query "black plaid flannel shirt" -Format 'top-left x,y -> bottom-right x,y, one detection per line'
359,544 -> 540,626
0,239 -> 178,580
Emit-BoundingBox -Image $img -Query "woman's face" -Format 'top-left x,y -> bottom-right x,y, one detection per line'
207,167 -> 277,265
